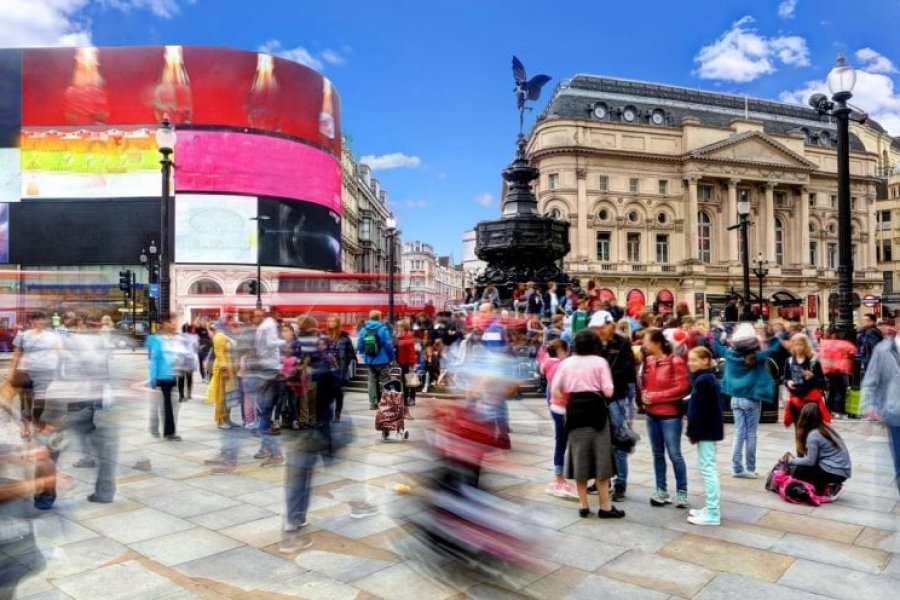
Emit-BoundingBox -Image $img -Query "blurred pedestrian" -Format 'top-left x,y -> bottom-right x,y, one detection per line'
7,311 -> 61,440
323,315 -> 354,423
357,310 -> 394,411
206,320 -> 236,429
146,314 -> 183,441
818,329 -> 856,418
395,320 -> 417,420
178,324 -> 199,401
250,308 -> 285,467
861,335 -> 900,496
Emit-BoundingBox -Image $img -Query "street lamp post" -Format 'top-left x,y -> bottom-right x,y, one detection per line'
249,215 -> 271,310
386,216 -> 397,325
728,195 -> 753,321
810,53 -> 858,341
753,252 -> 769,321
156,117 -> 176,321
139,240 -> 159,330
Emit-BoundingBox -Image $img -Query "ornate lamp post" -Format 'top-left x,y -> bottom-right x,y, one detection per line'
728,194 -> 753,321
810,53 -> 858,341
156,117 -> 176,320
753,252 -> 769,320
249,215 -> 271,309
386,216 -> 397,325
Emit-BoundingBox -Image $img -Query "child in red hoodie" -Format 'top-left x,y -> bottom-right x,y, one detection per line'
539,339 -> 576,499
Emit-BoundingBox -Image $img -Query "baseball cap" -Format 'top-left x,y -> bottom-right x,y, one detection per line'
588,310 -> 615,328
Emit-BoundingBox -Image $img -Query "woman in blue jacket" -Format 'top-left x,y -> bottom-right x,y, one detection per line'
713,323 -> 782,479
147,315 -> 182,441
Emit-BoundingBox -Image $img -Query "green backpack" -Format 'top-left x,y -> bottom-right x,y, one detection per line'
363,328 -> 382,357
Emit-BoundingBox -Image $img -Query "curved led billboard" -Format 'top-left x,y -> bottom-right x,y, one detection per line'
21,46 -> 340,155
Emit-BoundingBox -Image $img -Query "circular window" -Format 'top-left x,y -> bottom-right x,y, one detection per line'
597,208 -> 610,221
622,106 -> 637,122
651,110 -> 665,125
593,103 -> 608,119
549,208 -> 562,220
628,211 -> 640,223
656,212 -> 668,224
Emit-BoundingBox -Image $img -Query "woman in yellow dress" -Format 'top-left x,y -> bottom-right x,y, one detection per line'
206,320 -> 236,429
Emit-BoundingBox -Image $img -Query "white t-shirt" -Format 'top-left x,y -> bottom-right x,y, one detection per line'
13,329 -> 60,372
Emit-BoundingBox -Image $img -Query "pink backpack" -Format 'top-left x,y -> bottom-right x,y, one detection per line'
768,467 -> 836,506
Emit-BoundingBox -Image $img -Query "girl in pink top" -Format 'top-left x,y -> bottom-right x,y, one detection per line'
540,339 -> 576,499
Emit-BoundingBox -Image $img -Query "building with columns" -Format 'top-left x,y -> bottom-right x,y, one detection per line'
530,75 -> 884,323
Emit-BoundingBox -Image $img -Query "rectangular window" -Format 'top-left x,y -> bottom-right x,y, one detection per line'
658,180 -> 668,195
774,191 -> 787,207
548,173 -> 560,190
809,241 -> 818,266
598,175 -> 609,192
698,184 -> 714,202
827,243 -> 837,269
627,232 -> 641,262
852,244 -> 858,265
880,240 -> 892,262
850,196 -> 857,211
629,178 -> 639,193
884,271 -> 894,295
656,234 -> 669,263
359,218 -> 371,242
830,194 -> 838,209
880,210 -> 892,230
808,193 -> 816,207
596,231 -> 611,262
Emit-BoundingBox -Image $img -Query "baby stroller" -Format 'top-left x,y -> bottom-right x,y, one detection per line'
375,367 -> 409,441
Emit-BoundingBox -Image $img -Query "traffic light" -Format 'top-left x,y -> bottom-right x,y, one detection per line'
248,279 -> 259,296
119,270 -> 133,298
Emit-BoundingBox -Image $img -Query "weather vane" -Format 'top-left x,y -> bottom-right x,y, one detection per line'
512,56 -> 551,137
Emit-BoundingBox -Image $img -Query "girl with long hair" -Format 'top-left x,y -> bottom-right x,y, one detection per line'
323,315 -> 354,422
641,329 -> 691,508
783,333 -> 829,428
785,403 -> 851,497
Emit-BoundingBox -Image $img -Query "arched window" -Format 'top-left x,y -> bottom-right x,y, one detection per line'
698,211 -> 712,263
775,217 -> 785,266
187,279 -> 223,295
236,279 -> 265,294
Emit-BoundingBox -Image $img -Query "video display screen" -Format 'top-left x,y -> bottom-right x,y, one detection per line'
20,127 -> 159,198
0,49 -> 21,149
21,46 -> 340,155
174,130 -> 341,212
0,203 -> 8,263
259,196 -> 341,272
175,194 -> 258,264
0,149 -> 19,203
9,199 -> 159,265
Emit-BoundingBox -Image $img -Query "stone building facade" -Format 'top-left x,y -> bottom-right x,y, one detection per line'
402,241 -> 465,311
529,75 -> 884,324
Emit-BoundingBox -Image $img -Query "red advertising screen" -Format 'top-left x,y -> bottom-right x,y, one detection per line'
175,130 -> 341,213
21,46 -> 340,156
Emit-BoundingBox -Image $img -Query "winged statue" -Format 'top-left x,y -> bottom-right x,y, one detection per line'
512,56 -> 551,134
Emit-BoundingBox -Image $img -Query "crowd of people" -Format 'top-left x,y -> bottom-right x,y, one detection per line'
2,285 -> 899,593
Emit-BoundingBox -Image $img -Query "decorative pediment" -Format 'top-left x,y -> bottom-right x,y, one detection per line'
686,131 -> 816,170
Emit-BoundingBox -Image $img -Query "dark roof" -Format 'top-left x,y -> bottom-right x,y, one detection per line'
538,75 -> 866,152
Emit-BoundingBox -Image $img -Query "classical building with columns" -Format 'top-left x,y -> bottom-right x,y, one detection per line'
529,75 -> 884,323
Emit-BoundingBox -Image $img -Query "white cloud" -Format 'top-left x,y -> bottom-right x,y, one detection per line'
780,50 -> 900,135
359,152 -> 422,171
98,0 -> 188,19
778,0 -> 798,19
475,193 -> 494,207
694,16 -> 810,83
258,40 -> 346,72
856,48 -> 896,75
402,199 -> 428,209
0,0 -> 191,48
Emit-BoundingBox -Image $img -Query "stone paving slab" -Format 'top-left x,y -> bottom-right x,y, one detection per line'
82,507 -> 194,545
567,573 -> 671,600
769,532 -> 891,574
52,560 -> 183,600
659,533 -> 796,582
694,572 -> 832,600
174,546 -> 302,592
598,550 -> 718,598
128,527 -> 243,567
778,559 -> 900,599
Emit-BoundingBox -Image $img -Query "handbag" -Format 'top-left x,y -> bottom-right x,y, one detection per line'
10,370 -> 32,389
404,371 -> 421,388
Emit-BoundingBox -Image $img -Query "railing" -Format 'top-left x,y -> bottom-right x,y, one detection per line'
781,268 -> 802,276
660,265 -> 677,273
704,265 -> 730,274
600,262 -> 617,272
629,264 -> 647,272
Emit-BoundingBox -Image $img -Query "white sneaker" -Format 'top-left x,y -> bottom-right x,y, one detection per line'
688,511 -> 720,526
283,519 -> 309,533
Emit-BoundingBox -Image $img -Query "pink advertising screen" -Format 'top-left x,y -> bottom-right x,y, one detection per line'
174,130 -> 341,213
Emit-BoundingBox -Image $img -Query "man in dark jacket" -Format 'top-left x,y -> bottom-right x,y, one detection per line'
590,310 -> 637,501
859,313 -> 884,372
356,311 -> 394,410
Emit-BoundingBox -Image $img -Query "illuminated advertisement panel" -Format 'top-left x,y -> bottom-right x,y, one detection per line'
175,130 -> 341,213
259,196 -> 341,272
20,127 -> 158,198
21,46 -> 340,155
0,49 -> 21,149
0,149 -> 19,203
175,194 -> 258,264
0,203 -> 8,263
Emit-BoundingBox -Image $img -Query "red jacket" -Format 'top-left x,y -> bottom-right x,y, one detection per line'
396,332 -> 418,367
642,354 -> 690,418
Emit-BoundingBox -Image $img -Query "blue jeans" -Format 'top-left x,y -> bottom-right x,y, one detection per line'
285,425 -> 331,526
549,409 -> 565,476
608,397 -> 629,489
646,415 -> 687,493
888,424 -> 900,496
731,397 -> 761,474
254,378 -> 281,457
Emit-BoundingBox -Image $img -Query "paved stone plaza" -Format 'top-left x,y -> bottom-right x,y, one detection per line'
5,353 -> 900,599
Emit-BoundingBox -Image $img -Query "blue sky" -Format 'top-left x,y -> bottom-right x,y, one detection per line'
3,0 -> 900,259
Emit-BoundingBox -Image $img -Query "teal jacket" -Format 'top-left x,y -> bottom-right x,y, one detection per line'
146,334 -> 176,386
713,335 -> 781,403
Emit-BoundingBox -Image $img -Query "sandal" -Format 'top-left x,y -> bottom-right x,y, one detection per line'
597,506 -> 626,519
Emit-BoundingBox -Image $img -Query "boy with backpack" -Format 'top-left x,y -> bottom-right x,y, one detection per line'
356,310 -> 394,410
